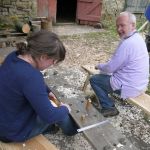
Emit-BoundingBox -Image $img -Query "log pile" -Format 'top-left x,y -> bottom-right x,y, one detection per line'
0,17 -> 52,38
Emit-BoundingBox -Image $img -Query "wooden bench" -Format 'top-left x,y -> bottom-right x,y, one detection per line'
81,65 -> 150,116
128,93 -> 150,116
0,134 -> 58,150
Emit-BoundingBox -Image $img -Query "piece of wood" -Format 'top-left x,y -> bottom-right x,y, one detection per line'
0,56 -> 4,64
82,65 -> 99,75
82,73 -> 91,91
128,93 -> 150,115
41,20 -> 52,31
32,17 -> 47,21
45,67 -> 138,150
138,21 -> 149,32
0,134 -> 58,150
31,20 -> 41,25
81,65 -> 99,91
0,31 -> 27,37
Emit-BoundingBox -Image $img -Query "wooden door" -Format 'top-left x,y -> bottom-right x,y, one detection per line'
37,0 -> 57,23
76,0 -> 102,25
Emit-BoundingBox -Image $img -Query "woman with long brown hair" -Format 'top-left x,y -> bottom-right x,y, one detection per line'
0,30 -> 78,142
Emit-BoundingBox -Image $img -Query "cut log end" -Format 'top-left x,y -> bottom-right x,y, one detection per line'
22,23 -> 31,33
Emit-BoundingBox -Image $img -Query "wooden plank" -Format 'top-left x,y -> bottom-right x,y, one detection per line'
45,67 -> 138,150
82,73 -> 91,91
0,31 -> 27,38
138,21 -> 149,32
81,65 -> 99,91
0,56 -> 4,64
128,93 -> 150,115
0,134 -> 58,150
32,17 -> 47,21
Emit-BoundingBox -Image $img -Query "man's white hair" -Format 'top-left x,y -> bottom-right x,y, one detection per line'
119,11 -> 136,24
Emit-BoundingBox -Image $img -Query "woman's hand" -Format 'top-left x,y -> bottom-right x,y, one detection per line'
48,92 -> 60,106
48,92 -> 71,112
60,102 -> 71,113
48,92 -> 57,100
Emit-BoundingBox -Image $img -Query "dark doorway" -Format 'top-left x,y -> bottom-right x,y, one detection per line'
57,0 -> 77,23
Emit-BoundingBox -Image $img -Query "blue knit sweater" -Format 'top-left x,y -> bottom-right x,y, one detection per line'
0,51 -> 69,141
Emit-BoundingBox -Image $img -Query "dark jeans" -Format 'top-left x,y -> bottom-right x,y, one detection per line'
0,115 -> 78,143
90,74 -> 120,109
27,115 -> 78,140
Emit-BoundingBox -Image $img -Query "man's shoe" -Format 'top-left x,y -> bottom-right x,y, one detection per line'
101,107 -> 119,117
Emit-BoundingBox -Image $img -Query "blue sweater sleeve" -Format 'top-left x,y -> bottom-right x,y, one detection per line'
46,84 -> 51,93
21,71 -> 69,124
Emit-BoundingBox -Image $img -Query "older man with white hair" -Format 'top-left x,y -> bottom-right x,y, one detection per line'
90,11 -> 149,117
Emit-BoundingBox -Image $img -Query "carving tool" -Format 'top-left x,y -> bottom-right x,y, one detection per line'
85,98 -> 92,111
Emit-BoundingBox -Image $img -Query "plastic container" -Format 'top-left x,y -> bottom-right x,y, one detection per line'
145,4 -> 150,21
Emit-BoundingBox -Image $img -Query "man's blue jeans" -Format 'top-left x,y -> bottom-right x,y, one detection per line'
90,74 -> 117,109
27,114 -> 78,140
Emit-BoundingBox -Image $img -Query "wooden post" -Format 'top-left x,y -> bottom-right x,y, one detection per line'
41,18 -> 52,31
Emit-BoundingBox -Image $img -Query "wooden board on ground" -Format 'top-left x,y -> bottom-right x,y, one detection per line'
45,67 -> 138,150
128,93 -> 150,115
0,134 -> 58,150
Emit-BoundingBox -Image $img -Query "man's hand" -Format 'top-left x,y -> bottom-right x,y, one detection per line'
95,65 -> 99,70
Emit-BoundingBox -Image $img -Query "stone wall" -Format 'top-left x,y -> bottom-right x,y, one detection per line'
0,0 -> 37,18
102,0 -> 126,18
0,0 -> 125,19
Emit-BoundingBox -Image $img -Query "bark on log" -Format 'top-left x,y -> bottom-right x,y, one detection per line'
15,22 -> 30,33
